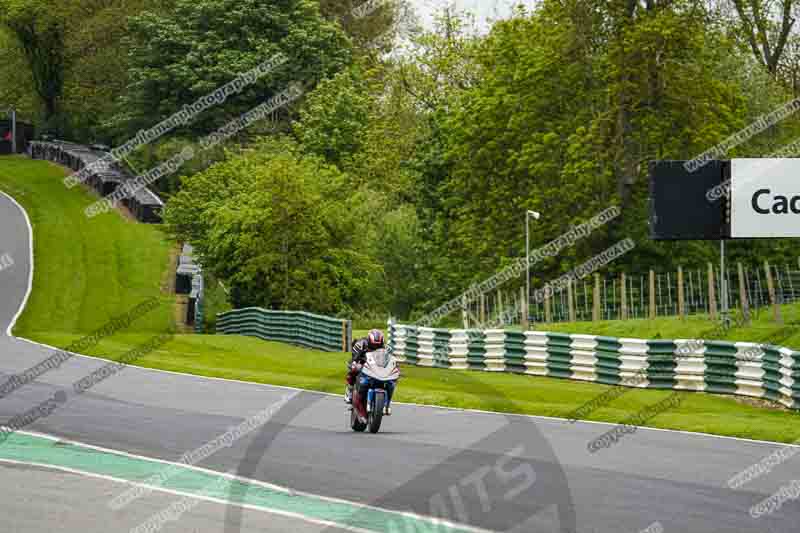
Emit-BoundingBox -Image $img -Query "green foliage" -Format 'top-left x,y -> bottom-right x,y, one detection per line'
163,137 -> 381,316
295,67 -> 373,167
198,272 -> 233,333
0,0 -> 68,123
117,0 -> 352,137
318,0 -> 411,54
368,204 -> 428,318
60,0 -> 164,141
0,28 -> 37,120
423,0 -> 800,293
295,62 -> 421,198
0,0 -> 171,137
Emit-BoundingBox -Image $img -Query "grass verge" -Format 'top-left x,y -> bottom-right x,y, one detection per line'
542,304 -> 800,350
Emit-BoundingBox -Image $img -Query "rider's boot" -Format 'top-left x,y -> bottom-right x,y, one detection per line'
384,405 -> 391,416
345,384 -> 353,404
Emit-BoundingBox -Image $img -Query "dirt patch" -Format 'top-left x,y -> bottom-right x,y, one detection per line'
732,394 -> 795,412
174,294 -> 192,333
161,243 -> 179,295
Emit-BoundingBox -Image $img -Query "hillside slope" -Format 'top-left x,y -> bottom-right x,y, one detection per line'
0,156 -> 174,335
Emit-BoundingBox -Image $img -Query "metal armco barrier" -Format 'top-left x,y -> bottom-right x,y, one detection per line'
217,308 -> 352,352
388,323 -> 800,410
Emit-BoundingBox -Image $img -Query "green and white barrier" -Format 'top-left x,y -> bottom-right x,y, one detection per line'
523,331 -> 548,376
447,330 -> 471,370
217,308 -> 351,352
618,338 -> 649,388
387,323 -> 800,410
484,330 -> 507,372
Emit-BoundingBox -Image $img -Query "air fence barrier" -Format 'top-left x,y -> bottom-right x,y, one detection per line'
28,140 -> 163,223
190,273 -> 204,333
387,323 -> 800,410
175,243 -> 204,331
216,308 -> 352,353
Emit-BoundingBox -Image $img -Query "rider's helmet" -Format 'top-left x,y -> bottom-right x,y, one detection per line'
367,329 -> 385,350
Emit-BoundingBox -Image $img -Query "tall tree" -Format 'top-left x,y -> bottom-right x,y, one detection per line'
0,27 -> 37,119
61,0 -> 172,140
163,137 -> 380,315
777,32 -> 800,94
318,0 -> 412,53
117,0 -> 352,138
0,0 -> 167,136
731,0 -> 796,75
441,0 -> 753,280
0,0 -> 67,124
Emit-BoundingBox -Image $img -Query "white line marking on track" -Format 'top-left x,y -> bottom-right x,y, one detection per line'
0,457 -> 380,533
0,190 -> 34,337
13,430 -> 494,533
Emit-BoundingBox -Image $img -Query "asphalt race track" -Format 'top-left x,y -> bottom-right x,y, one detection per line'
2,189 -> 800,533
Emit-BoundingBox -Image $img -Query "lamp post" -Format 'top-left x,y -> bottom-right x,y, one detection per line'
526,210 -> 541,322
720,239 -> 730,328
7,107 -> 16,154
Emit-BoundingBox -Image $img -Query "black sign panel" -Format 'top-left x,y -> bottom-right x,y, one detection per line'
649,160 -> 728,240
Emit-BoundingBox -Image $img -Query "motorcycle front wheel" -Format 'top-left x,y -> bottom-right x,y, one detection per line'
368,390 -> 385,434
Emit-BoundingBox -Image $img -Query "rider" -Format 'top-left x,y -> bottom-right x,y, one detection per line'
345,329 -> 389,413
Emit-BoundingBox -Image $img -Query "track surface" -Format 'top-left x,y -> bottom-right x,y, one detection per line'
0,460 -> 354,533
2,188 -> 800,532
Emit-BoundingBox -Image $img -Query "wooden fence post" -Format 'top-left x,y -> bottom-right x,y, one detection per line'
738,262 -> 750,325
620,273 -> 628,320
520,286 -> 529,330
497,289 -> 503,319
593,273 -> 601,321
544,291 -> 552,323
462,294 -> 469,329
649,270 -> 656,319
480,292 -> 486,324
765,261 -> 783,324
707,263 -> 717,321
567,280 -> 576,322
677,266 -> 685,319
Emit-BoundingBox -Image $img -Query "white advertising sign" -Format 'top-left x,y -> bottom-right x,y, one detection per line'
731,158 -> 800,238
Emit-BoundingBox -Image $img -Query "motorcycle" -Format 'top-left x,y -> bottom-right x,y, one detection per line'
349,348 -> 400,434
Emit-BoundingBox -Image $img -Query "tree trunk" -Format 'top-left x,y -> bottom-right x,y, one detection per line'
11,20 -> 66,126
612,0 -> 639,211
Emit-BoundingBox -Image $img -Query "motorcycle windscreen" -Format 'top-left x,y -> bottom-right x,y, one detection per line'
368,349 -> 390,368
